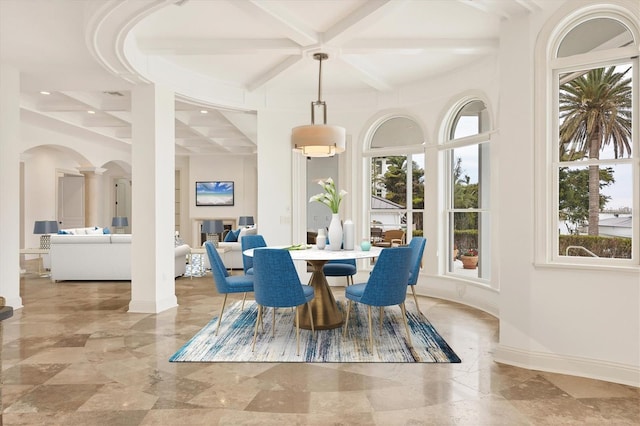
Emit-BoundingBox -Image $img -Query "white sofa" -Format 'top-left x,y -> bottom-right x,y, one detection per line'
204,226 -> 258,270
41,226 -> 107,269
50,234 -> 190,281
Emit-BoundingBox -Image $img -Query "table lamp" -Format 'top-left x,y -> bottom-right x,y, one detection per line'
111,216 -> 128,233
33,220 -> 59,249
238,216 -> 254,227
202,220 -> 224,247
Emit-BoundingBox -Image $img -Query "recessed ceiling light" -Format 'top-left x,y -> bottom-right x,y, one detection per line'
200,110 -> 208,114
39,91 -> 50,95
87,110 -> 96,114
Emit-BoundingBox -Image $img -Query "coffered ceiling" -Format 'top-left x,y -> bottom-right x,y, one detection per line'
1,0 -> 557,157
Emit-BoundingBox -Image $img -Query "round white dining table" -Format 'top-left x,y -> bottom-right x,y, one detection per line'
243,245 -> 383,330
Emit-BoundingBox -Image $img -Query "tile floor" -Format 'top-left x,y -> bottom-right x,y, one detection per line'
1,268 -> 638,425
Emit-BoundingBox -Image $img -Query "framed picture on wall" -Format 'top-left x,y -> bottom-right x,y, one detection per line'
196,181 -> 234,206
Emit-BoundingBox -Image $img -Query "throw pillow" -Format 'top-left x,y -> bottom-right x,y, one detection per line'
224,230 -> 237,242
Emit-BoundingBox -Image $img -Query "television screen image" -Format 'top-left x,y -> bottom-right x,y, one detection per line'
196,181 -> 234,206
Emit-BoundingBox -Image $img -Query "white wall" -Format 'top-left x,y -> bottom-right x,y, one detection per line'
188,154 -> 257,246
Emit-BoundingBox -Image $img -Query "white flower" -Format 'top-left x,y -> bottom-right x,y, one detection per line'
308,177 -> 346,214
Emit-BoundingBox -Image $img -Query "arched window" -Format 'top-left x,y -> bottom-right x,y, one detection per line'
542,7 -> 638,266
442,99 -> 492,281
364,116 -> 425,246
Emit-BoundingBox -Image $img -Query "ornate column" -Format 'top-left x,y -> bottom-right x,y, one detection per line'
79,167 -> 106,227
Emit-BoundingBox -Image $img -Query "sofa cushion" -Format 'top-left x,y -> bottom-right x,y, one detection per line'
238,226 -> 257,240
51,234 -> 112,244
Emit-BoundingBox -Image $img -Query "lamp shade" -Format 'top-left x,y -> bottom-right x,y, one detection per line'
111,216 -> 129,227
33,220 -> 58,234
202,220 -> 224,234
238,216 -> 254,227
292,124 -> 346,157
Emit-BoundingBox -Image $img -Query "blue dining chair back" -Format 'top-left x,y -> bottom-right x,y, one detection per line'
343,246 -> 413,350
322,258 -> 357,286
407,237 -> 427,314
251,248 -> 315,355
205,241 -> 254,335
241,234 -> 267,275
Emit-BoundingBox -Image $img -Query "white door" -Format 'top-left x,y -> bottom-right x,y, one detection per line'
114,178 -> 131,232
58,176 -> 85,229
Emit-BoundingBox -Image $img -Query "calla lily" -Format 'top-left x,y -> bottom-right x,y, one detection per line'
309,177 -> 347,214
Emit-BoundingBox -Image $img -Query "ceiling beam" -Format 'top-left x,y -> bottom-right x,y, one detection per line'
338,56 -> 393,92
246,55 -> 303,92
323,0 -> 407,45
137,38 -> 301,55
230,0 -> 318,46
342,38 -> 498,55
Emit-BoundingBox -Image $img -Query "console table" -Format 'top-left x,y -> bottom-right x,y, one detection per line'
19,248 -> 49,276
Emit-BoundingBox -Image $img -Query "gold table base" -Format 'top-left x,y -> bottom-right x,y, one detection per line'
298,259 -> 343,330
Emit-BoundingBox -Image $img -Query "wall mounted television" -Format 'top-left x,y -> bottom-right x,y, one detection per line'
195,181 -> 234,206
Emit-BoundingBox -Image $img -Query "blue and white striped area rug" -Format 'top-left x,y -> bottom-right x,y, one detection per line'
170,301 -> 460,363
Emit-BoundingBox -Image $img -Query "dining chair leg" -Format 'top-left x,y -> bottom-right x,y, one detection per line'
379,306 -> 384,335
343,300 -> 352,337
400,303 -> 413,347
295,306 -> 300,356
256,305 -> 264,332
272,308 -> 276,337
368,305 -> 373,351
241,292 -> 247,311
215,294 -> 228,336
410,285 -> 423,316
306,302 -> 315,334
252,304 -> 263,352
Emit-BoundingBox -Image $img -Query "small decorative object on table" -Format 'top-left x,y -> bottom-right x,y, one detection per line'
360,238 -> 372,251
460,248 -> 478,269
309,177 -> 347,251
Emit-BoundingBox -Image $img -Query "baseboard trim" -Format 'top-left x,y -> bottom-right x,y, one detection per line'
494,344 -> 640,388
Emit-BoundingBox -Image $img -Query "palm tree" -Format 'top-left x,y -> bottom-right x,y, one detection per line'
559,66 -> 632,235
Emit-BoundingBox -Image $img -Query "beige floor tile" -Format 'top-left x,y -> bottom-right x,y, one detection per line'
0,274 -> 637,425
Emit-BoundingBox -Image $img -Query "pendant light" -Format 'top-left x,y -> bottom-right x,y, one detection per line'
291,53 -> 346,157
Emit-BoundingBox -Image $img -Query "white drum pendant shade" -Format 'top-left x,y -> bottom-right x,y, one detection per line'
292,124 -> 346,157
291,53 -> 346,157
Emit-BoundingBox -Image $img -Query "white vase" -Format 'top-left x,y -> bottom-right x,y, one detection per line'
343,219 -> 354,250
327,213 -> 343,251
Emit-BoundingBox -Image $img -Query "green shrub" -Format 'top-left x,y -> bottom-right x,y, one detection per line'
559,235 -> 631,258
454,229 -> 478,252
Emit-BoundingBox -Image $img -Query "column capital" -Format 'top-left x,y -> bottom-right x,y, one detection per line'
78,167 -> 107,175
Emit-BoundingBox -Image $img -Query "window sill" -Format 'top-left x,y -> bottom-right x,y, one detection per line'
533,261 -> 639,274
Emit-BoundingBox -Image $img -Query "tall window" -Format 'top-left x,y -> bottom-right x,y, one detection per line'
444,99 -> 491,280
550,14 -> 637,265
365,117 -> 425,244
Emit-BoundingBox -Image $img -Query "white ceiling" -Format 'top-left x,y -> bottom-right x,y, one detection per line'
0,0 -> 557,157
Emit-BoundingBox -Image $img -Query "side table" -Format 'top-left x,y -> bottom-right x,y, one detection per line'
19,248 -> 49,276
188,246 -> 230,279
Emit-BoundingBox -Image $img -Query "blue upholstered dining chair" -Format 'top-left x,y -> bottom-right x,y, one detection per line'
322,258 -> 357,286
343,246 -> 413,350
241,234 -> 267,275
204,241 -> 254,335
407,237 -> 427,315
251,248 -> 315,356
